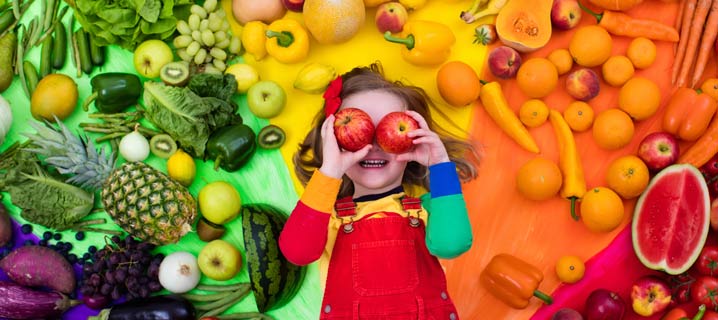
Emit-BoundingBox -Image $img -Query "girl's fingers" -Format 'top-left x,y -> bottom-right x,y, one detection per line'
405,110 -> 429,129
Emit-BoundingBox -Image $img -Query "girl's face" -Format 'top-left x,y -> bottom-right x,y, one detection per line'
340,90 -> 409,198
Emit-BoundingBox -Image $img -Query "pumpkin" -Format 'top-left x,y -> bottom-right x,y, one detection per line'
495,0 -> 552,53
588,0 -> 644,11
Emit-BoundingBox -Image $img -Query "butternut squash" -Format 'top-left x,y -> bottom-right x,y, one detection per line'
588,0 -> 644,11
495,0 -> 553,53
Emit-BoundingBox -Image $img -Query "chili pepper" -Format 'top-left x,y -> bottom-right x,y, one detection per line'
81,73 -> 142,113
241,21 -> 268,61
478,80 -> 539,153
663,88 -> 718,141
480,253 -> 553,309
265,19 -> 309,64
549,110 -> 586,221
205,124 -> 257,172
579,1 -> 679,42
383,20 -> 456,67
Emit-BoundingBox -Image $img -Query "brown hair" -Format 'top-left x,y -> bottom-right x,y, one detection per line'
293,62 -> 481,198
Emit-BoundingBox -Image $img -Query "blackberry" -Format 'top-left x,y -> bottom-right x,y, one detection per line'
75,232 -> 85,241
42,231 -> 52,240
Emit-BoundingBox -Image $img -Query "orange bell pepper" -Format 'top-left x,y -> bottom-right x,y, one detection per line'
479,253 -> 553,309
663,88 -> 718,141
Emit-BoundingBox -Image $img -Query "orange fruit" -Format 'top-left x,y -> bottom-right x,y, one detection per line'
580,187 -> 625,233
547,48 -> 573,75
555,255 -> 585,284
563,101 -> 594,132
516,157 -> 562,201
618,77 -> 661,120
602,55 -> 635,87
605,155 -> 650,199
627,37 -> 657,69
30,74 -> 78,122
701,78 -> 718,101
592,108 -> 635,150
517,58 -> 559,98
436,61 -> 481,107
569,25 -> 613,67
519,99 -> 549,128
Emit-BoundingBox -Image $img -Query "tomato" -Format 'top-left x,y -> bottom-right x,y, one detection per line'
705,310 -> 718,320
697,246 -> 718,276
691,276 -> 718,310
662,307 -> 689,320
674,285 -> 692,304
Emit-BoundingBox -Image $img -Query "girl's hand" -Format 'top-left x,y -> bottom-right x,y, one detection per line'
319,115 -> 372,179
396,111 -> 450,166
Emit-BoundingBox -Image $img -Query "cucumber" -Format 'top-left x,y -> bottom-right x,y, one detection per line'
52,22 -> 66,69
74,29 -> 93,74
241,203 -> 306,312
88,35 -> 105,66
39,35 -> 53,78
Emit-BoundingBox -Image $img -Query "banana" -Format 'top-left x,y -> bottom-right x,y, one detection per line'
293,62 -> 337,94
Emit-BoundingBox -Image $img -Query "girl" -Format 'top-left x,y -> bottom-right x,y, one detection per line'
279,62 -> 480,319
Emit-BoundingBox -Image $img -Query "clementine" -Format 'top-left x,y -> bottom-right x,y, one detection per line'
605,155 -> 649,199
627,37 -> 657,69
516,157 -> 562,201
563,101 -> 594,132
555,255 -> 585,284
569,25 -> 613,67
592,108 -> 634,150
547,48 -> 573,75
517,58 -> 558,98
618,77 -> 661,120
436,61 -> 481,107
701,78 -> 718,101
519,99 -> 549,128
580,187 -> 625,233
602,55 -> 635,87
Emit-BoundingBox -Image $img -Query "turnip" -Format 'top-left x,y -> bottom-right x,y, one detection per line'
0,245 -> 76,294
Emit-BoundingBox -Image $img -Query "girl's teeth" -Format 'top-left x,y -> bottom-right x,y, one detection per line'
360,160 -> 387,168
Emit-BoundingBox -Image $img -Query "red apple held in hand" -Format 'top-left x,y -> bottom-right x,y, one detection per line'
333,108 -> 375,152
282,0 -> 305,12
630,275 -> 672,316
376,112 -> 420,154
488,46 -> 522,79
551,0 -> 582,30
375,2 -> 409,34
637,132 -> 680,172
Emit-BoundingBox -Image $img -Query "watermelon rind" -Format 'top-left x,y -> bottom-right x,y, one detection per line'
631,164 -> 710,275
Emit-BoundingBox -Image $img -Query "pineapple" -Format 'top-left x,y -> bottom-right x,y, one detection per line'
24,119 -> 196,245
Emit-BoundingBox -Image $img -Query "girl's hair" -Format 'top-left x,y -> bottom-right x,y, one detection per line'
293,62 -> 481,198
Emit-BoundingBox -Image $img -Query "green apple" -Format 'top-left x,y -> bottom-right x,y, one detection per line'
225,63 -> 260,94
198,239 -> 242,281
198,181 -> 241,225
247,80 -> 286,119
133,40 -> 174,78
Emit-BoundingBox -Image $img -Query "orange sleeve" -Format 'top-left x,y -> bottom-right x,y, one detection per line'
300,170 -> 342,213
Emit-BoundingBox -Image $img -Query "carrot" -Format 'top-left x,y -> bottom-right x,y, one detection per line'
675,0 -> 687,54
676,0 -> 713,87
672,0 -> 698,84
678,113 -> 718,167
690,0 -> 718,87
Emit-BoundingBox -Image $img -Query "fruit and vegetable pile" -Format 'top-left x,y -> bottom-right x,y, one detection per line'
0,0 -> 715,318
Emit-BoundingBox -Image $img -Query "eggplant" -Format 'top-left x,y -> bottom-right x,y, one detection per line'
89,295 -> 196,320
0,281 -> 80,319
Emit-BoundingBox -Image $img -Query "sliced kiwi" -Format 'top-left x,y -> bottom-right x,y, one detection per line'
160,61 -> 190,86
149,134 -> 178,159
257,125 -> 286,149
196,217 -> 226,242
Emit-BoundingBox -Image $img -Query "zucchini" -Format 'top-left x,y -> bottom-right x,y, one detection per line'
22,60 -> 38,94
88,295 -> 195,320
88,34 -> 105,66
241,203 -> 307,312
75,29 -> 93,74
39,35 -> 53,78
52,22 -> 66,69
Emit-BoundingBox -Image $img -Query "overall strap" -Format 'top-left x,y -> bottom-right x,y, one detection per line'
333,195 -> 423,218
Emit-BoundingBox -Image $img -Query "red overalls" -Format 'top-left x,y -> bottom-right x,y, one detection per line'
320,196 -> 459,320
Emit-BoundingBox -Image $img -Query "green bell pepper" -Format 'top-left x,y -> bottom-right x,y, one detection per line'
206,124 -> 257,172
82,73 -> 142,113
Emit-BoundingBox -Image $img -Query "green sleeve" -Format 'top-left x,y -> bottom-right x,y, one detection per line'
421,193 -> 473,259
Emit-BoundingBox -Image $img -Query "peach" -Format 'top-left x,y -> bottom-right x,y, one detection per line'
566,68 -> 600,101
488,46 -> 522,79
551,0 -> 582,30
375,2 -> 408,34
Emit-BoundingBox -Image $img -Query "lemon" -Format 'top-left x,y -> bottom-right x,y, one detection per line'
225,63 -> 260,94
167,149 -> 196,187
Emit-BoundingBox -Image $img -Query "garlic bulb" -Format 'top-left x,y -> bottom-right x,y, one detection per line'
0,95 -> 12,146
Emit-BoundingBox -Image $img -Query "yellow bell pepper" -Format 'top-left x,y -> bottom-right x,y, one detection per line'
478,80 -> 539,153
265,19 -> 309,64
548,110 -> 586,221
241,21 -> 268,61
383,20 -> 456,67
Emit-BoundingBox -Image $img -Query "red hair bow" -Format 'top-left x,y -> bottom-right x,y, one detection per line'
323,76 -> 343,117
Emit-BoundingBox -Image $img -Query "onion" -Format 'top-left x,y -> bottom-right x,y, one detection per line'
119,129 -> 150,162
0,95 -> 12,146
585,289 -> 626,320
158,251 -> 200,294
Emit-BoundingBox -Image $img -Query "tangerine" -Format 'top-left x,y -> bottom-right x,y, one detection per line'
517,58 -> 559,98
580,187 -> 625,232
516,157 -> 562,201
618,77 -> 661,120
569,25 -> 613,67
592,108 -> 634,150
547,48 -> 573,75
436,61 -> 481,107
701,78 -> 718,101
602,55 -> 635,87
627,37 -> 657,69
563,101 -> 594,132
519,99 -> 549,128
555,255 -> 585,284
606,155 -> 650,199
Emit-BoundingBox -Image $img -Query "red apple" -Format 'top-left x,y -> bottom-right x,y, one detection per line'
637,132 -> 680,172
333,108 -> 375,152
700,153 -> 718,177
630,275 -> 672,316
282,0 -> 305,12
376,112 -> 419,154
551,0 -> 582,30
551,308 -> 583,320
488,46 -> 522,79
375,2 -> 408,34
710,198 -> 718,231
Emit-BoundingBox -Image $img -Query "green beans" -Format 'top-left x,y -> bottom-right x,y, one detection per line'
74,28 -> 92,75
23,61 -> 38,94
39,35 -> 53,78
52,22 -> 65,69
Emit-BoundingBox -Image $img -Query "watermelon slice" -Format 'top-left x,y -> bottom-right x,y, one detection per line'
632,164 -> 710,275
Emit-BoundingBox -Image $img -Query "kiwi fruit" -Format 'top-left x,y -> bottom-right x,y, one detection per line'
196,217 -> 226,242
160,61 -> 190,86
149,134 -> 178,158
257,125 -> 286,149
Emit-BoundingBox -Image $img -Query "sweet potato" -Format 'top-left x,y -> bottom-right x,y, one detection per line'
0,203 -> 11,247
0,245 -> 76,294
